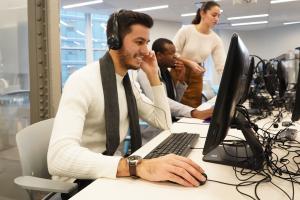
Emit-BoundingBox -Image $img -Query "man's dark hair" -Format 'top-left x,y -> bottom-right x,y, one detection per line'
106,10 -> 153,47
152,38 -> 173,54
192,1 -> 220,24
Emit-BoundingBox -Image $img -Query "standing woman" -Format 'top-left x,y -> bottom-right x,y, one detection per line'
173,1 -> 226,108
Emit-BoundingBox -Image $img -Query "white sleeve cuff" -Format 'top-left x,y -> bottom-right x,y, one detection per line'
93,155 -> 123,179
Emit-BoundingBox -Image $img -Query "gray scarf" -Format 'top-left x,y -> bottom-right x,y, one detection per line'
99,52 -> 141,156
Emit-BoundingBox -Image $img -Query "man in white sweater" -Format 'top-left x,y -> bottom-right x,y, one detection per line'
47,10 -> 206,195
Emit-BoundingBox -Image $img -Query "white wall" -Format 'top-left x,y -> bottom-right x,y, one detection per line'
151,20 -> 300,60
150,19 -> 181,46
149,21 -> 300,86
218,24 -> 300,59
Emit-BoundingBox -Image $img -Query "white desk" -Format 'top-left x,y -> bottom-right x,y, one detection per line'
70,118 -> 300,200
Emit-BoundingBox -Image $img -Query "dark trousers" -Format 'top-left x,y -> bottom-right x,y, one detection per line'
61,179 -> 93,200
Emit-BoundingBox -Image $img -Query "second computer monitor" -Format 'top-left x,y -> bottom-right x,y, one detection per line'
202,33 -> 264,170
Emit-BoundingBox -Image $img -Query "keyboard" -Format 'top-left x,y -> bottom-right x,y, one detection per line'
144,132 -> 199,159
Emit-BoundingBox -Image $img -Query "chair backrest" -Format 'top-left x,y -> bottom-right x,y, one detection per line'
16,118 -> 54,179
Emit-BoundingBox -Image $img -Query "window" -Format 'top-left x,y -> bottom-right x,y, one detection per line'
60,10 -> 108,86
92,14 -> 108,60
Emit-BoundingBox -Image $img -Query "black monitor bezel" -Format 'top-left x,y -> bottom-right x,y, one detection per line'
202,33 -> 249,155
202,33 -> 264,170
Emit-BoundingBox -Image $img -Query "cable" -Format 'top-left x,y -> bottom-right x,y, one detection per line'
130,69 -> 172,130
133,61 -> 300,199
227,106 -> 299,199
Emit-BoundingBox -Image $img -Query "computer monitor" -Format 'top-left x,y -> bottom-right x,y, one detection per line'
239,56 -> 255,104
292,62 -> 300,122
263,61 -> 278,97
202,33 -> 264,170
263,60 -> 287,98
277,60 -> 288,98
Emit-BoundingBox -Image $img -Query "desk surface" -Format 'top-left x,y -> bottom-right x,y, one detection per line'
70,118 -> 300,200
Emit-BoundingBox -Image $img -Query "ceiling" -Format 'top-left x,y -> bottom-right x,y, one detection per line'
61,0 -> 300,31
0,0 -> 300,31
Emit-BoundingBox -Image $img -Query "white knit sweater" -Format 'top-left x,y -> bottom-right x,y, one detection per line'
173,25 -> 226,74
47,61 -> 171,182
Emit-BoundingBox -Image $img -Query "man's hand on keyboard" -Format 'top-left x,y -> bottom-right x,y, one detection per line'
191,108 -> 213,119
136,154 -> 207,187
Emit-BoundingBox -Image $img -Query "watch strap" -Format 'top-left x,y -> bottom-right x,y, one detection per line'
129,162 -> 137,178
128,155 -> 141,178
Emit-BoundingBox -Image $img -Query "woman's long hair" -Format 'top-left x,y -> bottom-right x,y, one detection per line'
192,1 -> 220,24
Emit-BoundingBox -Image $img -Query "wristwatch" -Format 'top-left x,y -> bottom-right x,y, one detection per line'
127,155 -> 142,178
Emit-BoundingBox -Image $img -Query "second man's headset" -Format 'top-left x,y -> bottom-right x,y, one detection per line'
107,11 -> 121,50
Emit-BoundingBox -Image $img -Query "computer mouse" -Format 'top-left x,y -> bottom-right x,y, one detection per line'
168,172 -> 207,186
167,172 -> 207,186
199,172 -> 207,185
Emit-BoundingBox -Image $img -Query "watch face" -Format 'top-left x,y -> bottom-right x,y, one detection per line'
128,155 -> 142,161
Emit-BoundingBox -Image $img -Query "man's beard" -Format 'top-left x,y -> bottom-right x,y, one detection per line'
119,49 -> 141,70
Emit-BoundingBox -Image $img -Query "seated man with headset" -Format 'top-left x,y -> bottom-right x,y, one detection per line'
48,10 -> 207,199
133,38 -> 213,143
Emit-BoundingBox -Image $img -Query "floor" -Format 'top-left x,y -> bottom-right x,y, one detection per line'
0,99 -> 30,200
0,146 -> 28,200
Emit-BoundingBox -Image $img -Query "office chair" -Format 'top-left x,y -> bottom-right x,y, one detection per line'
14,118 -> 78,200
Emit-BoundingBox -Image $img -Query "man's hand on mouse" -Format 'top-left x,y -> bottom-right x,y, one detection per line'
136,154 -> 207,187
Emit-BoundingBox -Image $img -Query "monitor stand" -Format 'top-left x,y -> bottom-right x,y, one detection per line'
203,111 -> 265,170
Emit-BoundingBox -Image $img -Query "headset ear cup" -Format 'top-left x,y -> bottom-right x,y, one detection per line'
107,11 -> 121,50
107,35 -> 121,50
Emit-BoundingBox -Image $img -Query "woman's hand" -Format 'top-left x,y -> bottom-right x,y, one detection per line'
177,56 -> 205,75
187,61 -> 206,74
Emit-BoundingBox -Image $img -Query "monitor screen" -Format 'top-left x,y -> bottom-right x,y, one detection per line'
292,62 -> 300,122
202,33 -> 264,170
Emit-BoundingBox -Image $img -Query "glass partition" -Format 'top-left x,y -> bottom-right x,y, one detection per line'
0,0 -> 30,199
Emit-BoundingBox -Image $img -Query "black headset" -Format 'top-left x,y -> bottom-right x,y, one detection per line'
107,11 -> 121,50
